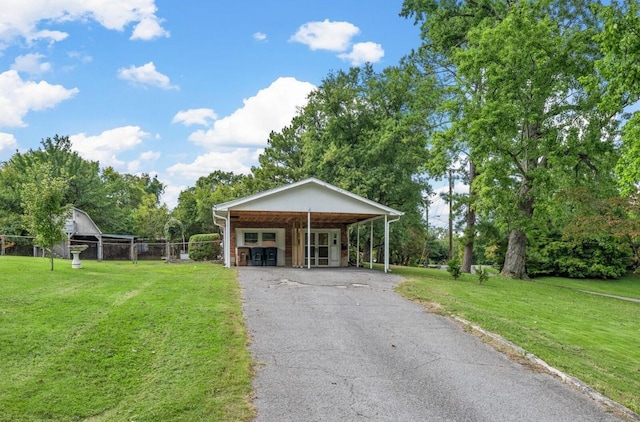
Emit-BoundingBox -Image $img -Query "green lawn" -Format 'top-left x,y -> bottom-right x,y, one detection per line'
534,275 -> 640,300
0,257 -> 254,422
394,266 -> 640,415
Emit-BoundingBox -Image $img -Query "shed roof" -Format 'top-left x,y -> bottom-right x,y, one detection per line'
214,178 -> 403,222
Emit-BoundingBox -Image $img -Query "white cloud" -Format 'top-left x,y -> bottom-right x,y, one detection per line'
0,0 -> 168,48
172,108 -> 218,126
127,150 -> 160,173
139,150 -> 161,161
68,51 -> 93,63
0,132 -> 18,152
131,16 -> 170,40
167,149 -> 254,179
161,183 -> 186,209
187,77 -> 315,148
70,126 -> 150,169
338,42 -> 384,66
0,70 -> 79,127
290,19 -> 360,51
253,32 -> 267,41
11,53 -> 52,75
117,62 -> 178,90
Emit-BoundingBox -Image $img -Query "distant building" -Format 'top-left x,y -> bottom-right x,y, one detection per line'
52,207 -> 136,260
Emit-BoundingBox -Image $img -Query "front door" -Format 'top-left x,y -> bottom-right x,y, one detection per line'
304,231 -> 339,267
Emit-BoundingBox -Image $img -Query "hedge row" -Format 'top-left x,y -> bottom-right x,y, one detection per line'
188,233 -> 221,261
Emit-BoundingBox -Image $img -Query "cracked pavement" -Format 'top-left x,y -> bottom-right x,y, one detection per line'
238,267 -> 621,421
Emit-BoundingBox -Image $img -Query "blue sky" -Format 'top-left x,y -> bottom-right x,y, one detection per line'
0,0 -> 426,208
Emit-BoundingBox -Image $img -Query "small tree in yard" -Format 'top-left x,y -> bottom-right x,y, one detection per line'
447,258 -> 462,280
164,218 -> 184,261
21,163 -> 70,271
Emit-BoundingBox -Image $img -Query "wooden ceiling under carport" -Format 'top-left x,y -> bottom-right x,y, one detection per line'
229,210 -> 379,225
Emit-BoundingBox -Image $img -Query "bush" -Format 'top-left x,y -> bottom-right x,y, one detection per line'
188,234 -> 221,261
447,259 -> 461,280
527,237 -> 631,279
476,266 -> 489,285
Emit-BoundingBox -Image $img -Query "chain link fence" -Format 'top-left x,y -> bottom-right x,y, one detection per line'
1,235 -> 221,262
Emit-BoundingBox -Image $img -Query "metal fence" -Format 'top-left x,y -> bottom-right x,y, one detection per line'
1,235 -> 221,262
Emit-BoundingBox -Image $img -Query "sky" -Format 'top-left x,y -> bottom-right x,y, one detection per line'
0,0 -> 429,210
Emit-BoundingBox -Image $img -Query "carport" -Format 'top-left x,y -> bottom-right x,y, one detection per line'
212,178 -> 403,272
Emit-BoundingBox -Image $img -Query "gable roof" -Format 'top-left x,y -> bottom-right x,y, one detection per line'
214,178 -> 403,217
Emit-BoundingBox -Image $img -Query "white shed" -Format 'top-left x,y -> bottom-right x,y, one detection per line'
212,178 -> 403,272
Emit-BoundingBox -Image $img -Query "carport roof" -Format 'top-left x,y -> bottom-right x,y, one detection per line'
213,178 -> 403,224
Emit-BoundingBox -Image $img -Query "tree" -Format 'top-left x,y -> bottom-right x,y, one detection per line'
132,194 -> 169,239
254,65 -> 436,260
400,0 -> 505,274
173,171 -> 251,237
251,116 -> 309,191
1,135 -> 107,234
592,0 -> 640,195
164,217 -> 184,261
403,0 -> 618,278
20,162 -> 70,271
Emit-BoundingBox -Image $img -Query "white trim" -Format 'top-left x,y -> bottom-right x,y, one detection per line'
215,178 -> 403,217
225,215 -> 231,268
356,225 -> 360,268
212,207 -> 230,268
307,210 -> 311,270
384,214 -> 389,273
235,228 -> 285,266
370,221 -> 374,270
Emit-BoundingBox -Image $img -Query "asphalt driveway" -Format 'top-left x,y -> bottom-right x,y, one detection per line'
238,267 -> 621,422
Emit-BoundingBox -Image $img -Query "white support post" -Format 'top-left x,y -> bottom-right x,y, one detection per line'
384,214 -> 389,273
307,210 -> 311,269
98,237 -> 103,261
225,213 -> 231,268
356,224 -> 360,268
370,221 -> 373,270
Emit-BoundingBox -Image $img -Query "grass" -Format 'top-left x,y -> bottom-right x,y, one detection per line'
393,266 -> 640,415
0,256 -> 254,422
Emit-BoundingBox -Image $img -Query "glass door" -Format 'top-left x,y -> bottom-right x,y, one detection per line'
304,232 -> 331,267
317,232 -> 329,266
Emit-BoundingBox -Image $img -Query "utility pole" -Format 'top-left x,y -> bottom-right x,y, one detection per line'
422,194 -> 432,266
449,169 -> 453,260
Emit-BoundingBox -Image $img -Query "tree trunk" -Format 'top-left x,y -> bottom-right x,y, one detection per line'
501,229 -> 528,279
501,176 -> 534,279
461,161 -> 476,273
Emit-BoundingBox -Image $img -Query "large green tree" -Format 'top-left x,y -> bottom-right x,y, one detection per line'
593,0 -> 640,195
254,65 -> 437,263
403,0 -> 618,278
0,135 -> 169,239
172,171 -> 250,237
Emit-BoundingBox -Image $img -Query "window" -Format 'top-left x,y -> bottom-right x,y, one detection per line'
244,233 -> 258,245
261,232 -> 276,247
262,232 -> 276,242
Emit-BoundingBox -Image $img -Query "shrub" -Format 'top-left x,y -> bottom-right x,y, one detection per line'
188,233 -> 221,261
527,236 -> 631,279
476,266 -> 489,285
447,259 -> 461,280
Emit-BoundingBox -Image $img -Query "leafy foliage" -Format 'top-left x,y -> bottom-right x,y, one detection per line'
476,266 -> 490,285
446,258 -> 461,279
164,218 -> 184,242
20,162 -> 70,270
188,233 -> 221,261
402,0 -> 620,278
